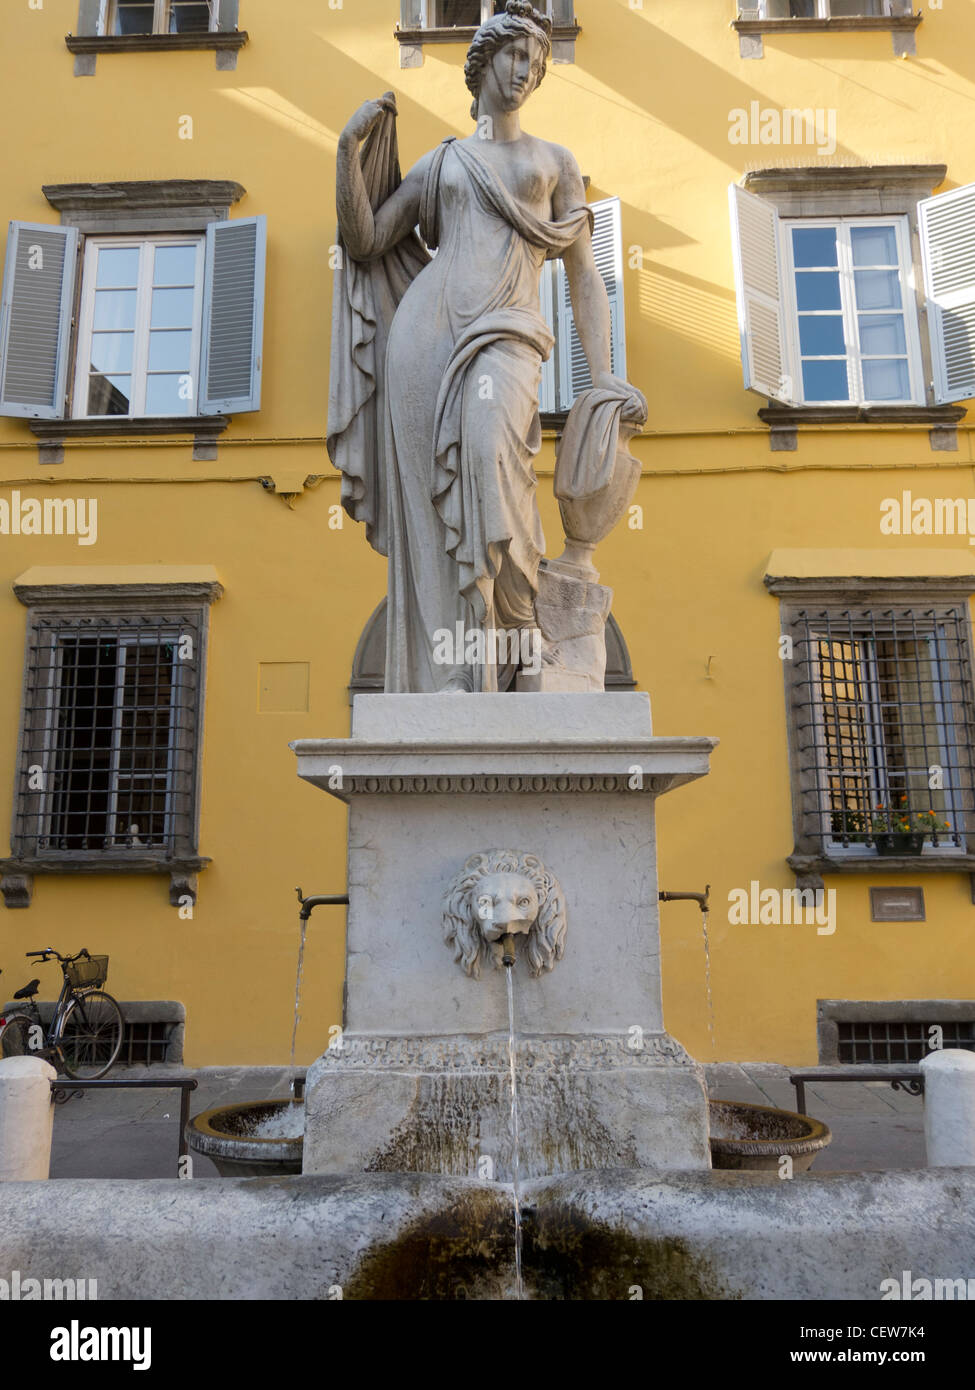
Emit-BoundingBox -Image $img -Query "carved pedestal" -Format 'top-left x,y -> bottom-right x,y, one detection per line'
293,694 -> 717,1178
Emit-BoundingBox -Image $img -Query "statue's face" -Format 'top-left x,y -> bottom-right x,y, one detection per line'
484,34 -> 545,113
475,873 -> 540,939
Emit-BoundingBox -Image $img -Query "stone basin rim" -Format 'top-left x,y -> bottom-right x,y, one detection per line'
186,1099 -> 304,1159
709,1099 -> 832,1158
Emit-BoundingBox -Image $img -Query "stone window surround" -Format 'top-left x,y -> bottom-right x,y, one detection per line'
396,0 -> 580,68
0,567 -> 223,911
734,10 -> 922,60
818,999 -> 975,1065
67,0 -> 247,75
28,180 -> 246,465
766,567 -> 975,893
741,165 -> 967,453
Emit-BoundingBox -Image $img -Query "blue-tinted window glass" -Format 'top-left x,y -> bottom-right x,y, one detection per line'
802,360 -> 849,402
792,227 -> 838,268
796,272 -> 842,312
851,225 -> 898,267
799,315 -> 846,356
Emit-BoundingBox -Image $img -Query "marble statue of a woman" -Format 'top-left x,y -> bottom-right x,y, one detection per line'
328,0 -> 647,693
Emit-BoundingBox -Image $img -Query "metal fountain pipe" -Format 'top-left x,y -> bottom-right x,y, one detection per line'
501,934 -> 517,968
658,885 -> 711,911
295,887 -> 350,921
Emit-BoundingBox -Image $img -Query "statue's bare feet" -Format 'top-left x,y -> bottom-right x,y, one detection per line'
440,675 -> 472,694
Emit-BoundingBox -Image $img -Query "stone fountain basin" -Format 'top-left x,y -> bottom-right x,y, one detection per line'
708,1099 -> 831,1172
186,1100 -> 304,1177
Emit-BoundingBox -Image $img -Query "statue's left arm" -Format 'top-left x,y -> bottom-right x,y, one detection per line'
552,148 -> 647,426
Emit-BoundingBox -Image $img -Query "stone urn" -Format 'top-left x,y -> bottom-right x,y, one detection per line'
708,1099 -> 832,1173
186,1100 -> 304,1177
553,420 -> 642,582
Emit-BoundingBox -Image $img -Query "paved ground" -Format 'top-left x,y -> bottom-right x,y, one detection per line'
48,1062 -> 926,1179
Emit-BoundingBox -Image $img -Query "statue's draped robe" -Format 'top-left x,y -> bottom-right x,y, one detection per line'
328,121 -> 593,692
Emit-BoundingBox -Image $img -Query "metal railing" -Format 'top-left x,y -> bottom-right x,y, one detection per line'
51,1076 -> 199,1162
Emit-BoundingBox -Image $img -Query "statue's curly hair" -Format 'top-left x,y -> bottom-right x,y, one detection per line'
464,1 -> 553,122
443,849 -> 567,980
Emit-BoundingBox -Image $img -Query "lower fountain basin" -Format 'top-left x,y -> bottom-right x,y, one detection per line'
186,1099 -> 304,1177
708,1099 -> 831,1172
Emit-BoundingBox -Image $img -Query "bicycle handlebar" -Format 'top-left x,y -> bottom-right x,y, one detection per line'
24,947 -> 90,964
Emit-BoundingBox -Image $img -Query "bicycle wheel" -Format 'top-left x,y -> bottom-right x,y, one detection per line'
58,991 -> 124,1079
0,1014 -> 35,1060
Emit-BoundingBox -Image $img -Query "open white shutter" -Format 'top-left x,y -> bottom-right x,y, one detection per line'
555,196 -> 625,411
919,182 -> 975,404
728,183 -> 793,404
0,222 -> 78,420
199,214 -> 266,415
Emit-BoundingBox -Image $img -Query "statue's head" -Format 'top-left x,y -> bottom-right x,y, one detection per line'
465,1 -> 553,122
443,849 -> 567,979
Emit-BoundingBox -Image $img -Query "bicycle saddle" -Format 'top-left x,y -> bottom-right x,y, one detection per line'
13,979 -> 39,1000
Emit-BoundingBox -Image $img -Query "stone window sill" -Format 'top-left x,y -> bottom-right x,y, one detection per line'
29,416 -> 230,465
66,31 -> 248,53
758,403 -> 966,454
395,23 -> 580,67
0,855 -> 210,909
733,15 -> 921,35
789,850 -> 975,892
734,14 -> 921,57
66,30 -> 248,73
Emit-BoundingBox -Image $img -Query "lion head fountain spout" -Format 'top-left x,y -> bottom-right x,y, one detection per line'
443,851 -> 567,979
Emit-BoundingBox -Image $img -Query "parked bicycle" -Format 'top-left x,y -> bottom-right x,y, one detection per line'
0,948 -> 124,1080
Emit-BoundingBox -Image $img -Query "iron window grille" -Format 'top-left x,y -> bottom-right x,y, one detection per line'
13,612 -> 204,861
838,1019 -> 975,1064
787,605 -> 975,855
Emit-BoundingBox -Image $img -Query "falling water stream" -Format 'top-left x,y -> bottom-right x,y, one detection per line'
289,916 -> 307,1096
700,908 -> 716,1058
504,965 -> 525,1300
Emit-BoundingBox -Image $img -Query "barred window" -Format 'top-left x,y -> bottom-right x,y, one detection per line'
786,605 -> 975,855
14,612 -> 204,860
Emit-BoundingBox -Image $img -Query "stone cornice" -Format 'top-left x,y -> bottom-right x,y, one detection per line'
742,164 -> 945,196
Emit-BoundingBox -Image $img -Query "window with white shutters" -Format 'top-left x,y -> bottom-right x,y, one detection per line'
730,178 -> 975,409
538,197 -> 626,415
0,214 -> 265,421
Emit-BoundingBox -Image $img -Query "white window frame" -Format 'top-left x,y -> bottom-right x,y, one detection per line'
756,1 -> 909,17
72,235 -> 205,419
780,215 -> 924,407
98,0 -> 219,36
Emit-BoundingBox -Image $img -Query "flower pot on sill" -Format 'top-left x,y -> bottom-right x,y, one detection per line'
874,832 -> 925,856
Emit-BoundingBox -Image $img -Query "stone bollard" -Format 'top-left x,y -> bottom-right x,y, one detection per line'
0,1055 -> 57,1181
920,1048 -> 975,1168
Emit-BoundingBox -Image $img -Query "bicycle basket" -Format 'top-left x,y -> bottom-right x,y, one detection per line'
65,955 -> 108,989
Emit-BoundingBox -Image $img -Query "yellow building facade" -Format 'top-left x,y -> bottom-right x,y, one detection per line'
1,0 -> 974,1066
